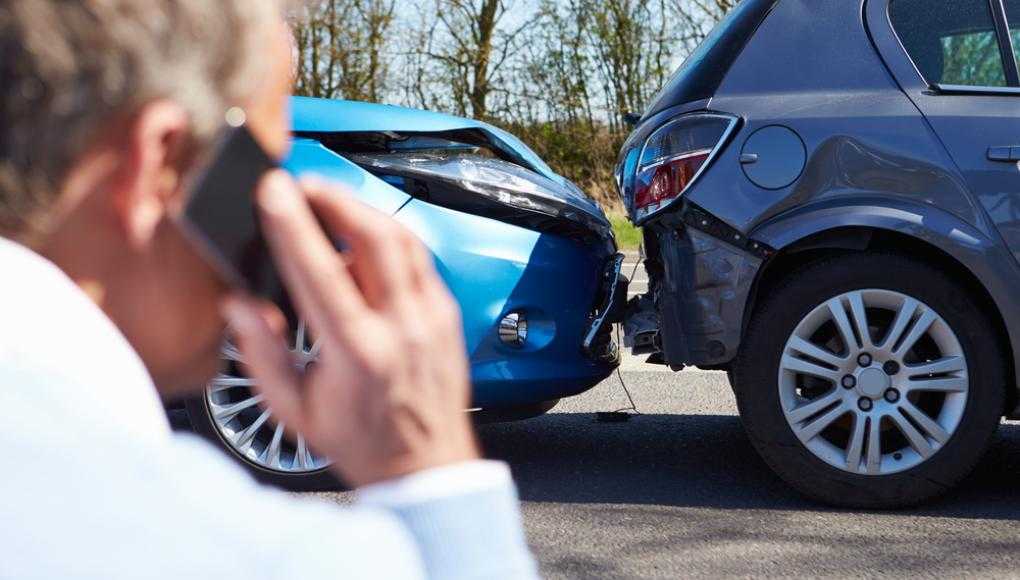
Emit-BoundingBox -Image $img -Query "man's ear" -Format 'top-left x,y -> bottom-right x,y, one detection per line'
110,100 -> 190,250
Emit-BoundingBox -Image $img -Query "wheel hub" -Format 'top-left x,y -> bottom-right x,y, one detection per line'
778,289 -> 969,476
855,367 -> 890,399
205,320 -> 331,474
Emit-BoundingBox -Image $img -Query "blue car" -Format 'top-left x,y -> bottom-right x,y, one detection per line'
184,97 -> 624,489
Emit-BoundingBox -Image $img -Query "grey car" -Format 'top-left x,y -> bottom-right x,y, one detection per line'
618,0 -> 1020,507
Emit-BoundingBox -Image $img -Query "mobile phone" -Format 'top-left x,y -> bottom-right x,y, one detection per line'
180,122 -> 284,301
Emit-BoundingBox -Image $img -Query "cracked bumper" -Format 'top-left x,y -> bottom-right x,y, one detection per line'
628,205 -> 765,368
583,253 -> 627,364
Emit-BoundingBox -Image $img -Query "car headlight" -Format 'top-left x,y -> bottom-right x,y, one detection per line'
351,151 -> 613,243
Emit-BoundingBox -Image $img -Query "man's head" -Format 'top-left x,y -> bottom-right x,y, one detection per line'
0,1 -> 295,395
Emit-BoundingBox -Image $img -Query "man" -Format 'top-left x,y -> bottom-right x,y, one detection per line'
0,1 -> 537,579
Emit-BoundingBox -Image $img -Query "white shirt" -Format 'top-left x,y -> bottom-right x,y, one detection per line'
0,238 -> 536,579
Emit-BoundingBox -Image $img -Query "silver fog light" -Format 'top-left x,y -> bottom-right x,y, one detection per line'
498,312 -> 528,347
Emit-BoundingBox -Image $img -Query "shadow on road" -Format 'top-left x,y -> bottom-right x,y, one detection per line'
478,412 -> 1020,519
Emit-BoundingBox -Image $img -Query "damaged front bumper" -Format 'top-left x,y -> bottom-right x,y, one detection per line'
583,253 -> 629,364
624,203 -> 770,368
288,97 -> 625,409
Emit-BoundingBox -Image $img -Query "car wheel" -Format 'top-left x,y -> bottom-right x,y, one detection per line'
733,253 -> 1005,508
185,320 -> 342,491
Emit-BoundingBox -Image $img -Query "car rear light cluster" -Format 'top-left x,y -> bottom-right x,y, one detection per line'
633,113 -> 738,222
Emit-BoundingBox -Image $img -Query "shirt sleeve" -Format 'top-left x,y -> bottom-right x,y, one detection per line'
357,461 -> 539,580
356,460 -> 514,506
165,436 -> 537,580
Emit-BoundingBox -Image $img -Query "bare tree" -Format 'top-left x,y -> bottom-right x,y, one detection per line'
586,0 -> 676,130
672,0 -> 736,47
518,0 -> 598,127
411,0 -> 537,120
290,0 -> 396,101
350,0 -> 397,101
291,0 -> 341,98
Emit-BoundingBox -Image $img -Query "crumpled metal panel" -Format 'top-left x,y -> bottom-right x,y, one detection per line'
350,151 -> 611,241
290,96 -> 560,183
657,226 -> 761,365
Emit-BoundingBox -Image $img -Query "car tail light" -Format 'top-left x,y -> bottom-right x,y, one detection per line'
633,113 -> 738,222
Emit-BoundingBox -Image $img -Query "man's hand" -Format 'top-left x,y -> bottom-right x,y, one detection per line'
224,171 -> 479,488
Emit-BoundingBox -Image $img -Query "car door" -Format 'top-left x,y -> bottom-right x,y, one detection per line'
870,0 -> 1020,262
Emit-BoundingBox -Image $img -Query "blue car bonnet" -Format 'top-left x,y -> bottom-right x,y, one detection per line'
291,97 -> 553,175
290,97 -> 605,222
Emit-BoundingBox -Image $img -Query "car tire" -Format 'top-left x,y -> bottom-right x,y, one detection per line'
184,319 -> 344,492
733,252 -> 1005,508
185,395 -> 344,492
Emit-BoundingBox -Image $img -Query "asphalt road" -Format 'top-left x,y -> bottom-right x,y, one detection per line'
310,253 -> 1020,578
482,365 -> 1020,578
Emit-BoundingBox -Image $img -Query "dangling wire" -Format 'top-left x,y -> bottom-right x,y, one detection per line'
630,243 -> 643,280
610,243 -> 645,415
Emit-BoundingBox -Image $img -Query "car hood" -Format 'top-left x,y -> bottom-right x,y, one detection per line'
289,96 -> 609,238
292,97 -> 555,175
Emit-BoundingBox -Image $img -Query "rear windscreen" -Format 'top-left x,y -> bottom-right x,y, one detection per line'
642,0 -> 779,119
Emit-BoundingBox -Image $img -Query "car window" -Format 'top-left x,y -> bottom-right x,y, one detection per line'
1005,2 -> 1020,70
890,0 -> 1008,87
641,0 -> 778,119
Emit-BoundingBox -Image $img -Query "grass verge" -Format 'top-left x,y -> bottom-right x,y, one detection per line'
610,214 -> 642,250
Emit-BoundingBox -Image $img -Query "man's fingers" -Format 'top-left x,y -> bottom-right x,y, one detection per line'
301,178 -> 416,309
256,171 -> 365,340
222,296 -> 304,429
403,230 -> 437,292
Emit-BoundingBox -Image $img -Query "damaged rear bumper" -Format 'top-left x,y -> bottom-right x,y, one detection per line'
624,203 -> 769,367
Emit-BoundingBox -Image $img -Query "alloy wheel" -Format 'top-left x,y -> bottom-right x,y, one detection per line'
205,320 -> 331,474
778,289 -> 968,476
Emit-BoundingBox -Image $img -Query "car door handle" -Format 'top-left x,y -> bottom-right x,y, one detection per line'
987,146 -> 1020,162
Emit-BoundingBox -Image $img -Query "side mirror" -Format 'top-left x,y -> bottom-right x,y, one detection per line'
623,112 -> 642,127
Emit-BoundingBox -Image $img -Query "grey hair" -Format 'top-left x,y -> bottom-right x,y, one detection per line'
0,0 -> 285,237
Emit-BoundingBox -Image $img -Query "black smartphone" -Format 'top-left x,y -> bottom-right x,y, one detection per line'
180,123 -> 284,301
